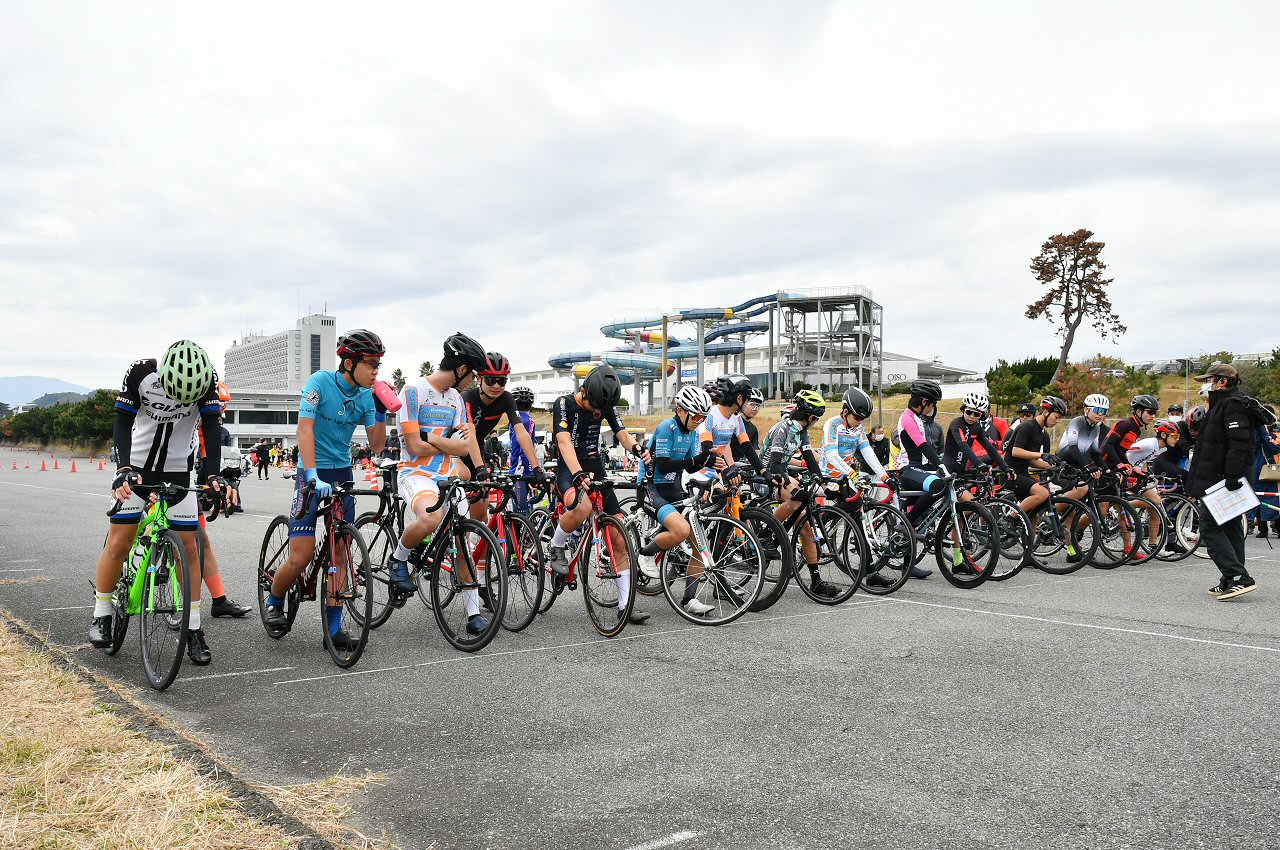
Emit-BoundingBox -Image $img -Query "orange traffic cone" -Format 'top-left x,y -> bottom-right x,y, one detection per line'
99,460 -> 106,470
24,460 -> 30,469
11,460 -> 16,470
71,460 -> 77,473
53,459 -> 59,469
40,460 -> 47,471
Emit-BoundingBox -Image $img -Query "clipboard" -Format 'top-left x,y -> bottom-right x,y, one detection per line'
1200,478 -> 1259,524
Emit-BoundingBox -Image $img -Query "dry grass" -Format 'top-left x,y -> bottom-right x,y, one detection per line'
0,620 -> 401,850
253,773 -> 405,850
0,575 -> 48,586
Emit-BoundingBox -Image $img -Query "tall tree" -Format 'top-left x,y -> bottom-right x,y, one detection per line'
390,368 -> 406,392
1026,229 -> 1126,385
418,360 -> 433,377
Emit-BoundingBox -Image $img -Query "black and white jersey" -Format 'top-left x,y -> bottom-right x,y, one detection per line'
115,359 -> 221,473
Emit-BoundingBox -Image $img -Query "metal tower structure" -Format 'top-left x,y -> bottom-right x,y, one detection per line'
776,286 -> 883,395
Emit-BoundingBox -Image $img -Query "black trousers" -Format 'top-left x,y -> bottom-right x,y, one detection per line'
1201,508 -> 1249,581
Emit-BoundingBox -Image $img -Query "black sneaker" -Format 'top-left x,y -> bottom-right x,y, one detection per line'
1065,550 -> 1083,563
547,547 -> 570,578
907,565 -> 932,579
326,629 -> 361,652
1216,576 -> 1257,601
186,628 -> 212,666
810,577 -> 840,598
89,615 -> 113,647
466,614 -> 490,635
264,604 -> 290,632
211,596 -> 251,618
864,572 -> 894,589
627,608 -> 651,625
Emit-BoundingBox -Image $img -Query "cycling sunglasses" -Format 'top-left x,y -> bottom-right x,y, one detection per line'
482,376 -> 508,386
963,408 -> 983,417
1088,406 -> 1109,415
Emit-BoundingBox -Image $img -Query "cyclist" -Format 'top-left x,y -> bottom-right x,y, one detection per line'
636,385 -> 717,615
822,387 -> 888,483
765,390 -> 841,596
730,387 -> 764,458
1119,418 -> 1181,557
897,379 -> 952,577
1164,404 -> 1204,472
703,374 -> 766,484
1058,393 -> 1110,470
91,341 -> 233,666
460,352 -> 545,527
190,393 -> 251,621
509,385 -> 540,513
384,333 -> 491,633
264,330 -> 389,650
1104,394 -> 1159,473
1005,396 -> 1069,545
546,365 -> 650,624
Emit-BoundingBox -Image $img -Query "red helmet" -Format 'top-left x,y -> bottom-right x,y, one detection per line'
481,352 -> 511,376
1188,405 -> 1208,430
1154,419 -> 1179,438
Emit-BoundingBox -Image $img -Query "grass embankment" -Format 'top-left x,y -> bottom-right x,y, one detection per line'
0,618 -> 400,850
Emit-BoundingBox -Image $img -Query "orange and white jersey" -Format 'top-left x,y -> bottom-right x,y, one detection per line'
397,377 -> 467,476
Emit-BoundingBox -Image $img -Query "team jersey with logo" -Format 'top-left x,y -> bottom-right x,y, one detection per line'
1103,416 -> 1145,469
764,419 -> 814,475
650,416 -> 712,486
509,411 -> 537,473
398,377 -> 467,475
703,406 -> 748,468
115,359 -> 221,474
821,415 -> 884,479
461,387 -> 522,442
552,394 -> 625,465
298,371 -> 376,469
1125,437 -> 1165,471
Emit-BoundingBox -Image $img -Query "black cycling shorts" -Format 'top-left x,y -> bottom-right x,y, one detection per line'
1008,473 -> 1040,500
556,462 -> 621,516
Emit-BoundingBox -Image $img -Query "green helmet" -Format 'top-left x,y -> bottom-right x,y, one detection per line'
160,340 -> 215,404
793,389 -> 826,418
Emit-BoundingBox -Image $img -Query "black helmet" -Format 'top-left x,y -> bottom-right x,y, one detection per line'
336,329 -> 385,359
1040,395 -> 1068,416
442,332 -> 487,371
842,387 -> 874,419
511,385 -> 535,406
1188,404 -> 1208,430
582,365 -> 622,409
908,379 -> 942,403
1131,394 -> 1159,413
1168,402 -> 1184,413
713,374 -> 752,407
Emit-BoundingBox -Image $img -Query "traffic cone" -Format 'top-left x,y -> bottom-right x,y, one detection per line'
40,460 -> 47,471
24,460 -> 30,469
99,460 -> 105,470
53,459 -> 59,470
11,460 -> 16,470
71,460 -> 77,473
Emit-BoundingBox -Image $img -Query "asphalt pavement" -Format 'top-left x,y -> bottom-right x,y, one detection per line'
2,448 -> 1278,850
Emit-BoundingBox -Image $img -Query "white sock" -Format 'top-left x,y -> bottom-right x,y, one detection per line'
550,524 -> 569,547
189,600 -> 201,630
94,591 -> 113,617
616,569 -> 631,611
464,588 -> 480,617
393,538 -> 412,561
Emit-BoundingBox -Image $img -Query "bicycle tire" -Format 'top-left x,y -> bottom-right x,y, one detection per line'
352,513 -> 396,629
430,518 -> 506,652
624,499 -> 665,598
933,501 -> 998,589
792,505 -> 865,605
1126,494 -> 1168,563
257,515 -> 300,638
743,506 -> 794,611
582,514 -> 638,637
986,498 -> 1035,582
322,521 -> 373,668
529,509 -> 564,613
1032,497 -> 1098,575
501,513 -> 544,632
139,528 -> 189,690
1162,495 -> 1203,561
857,501 -> 915,595
1088,495 -> 1140,569
661,514 -> 764,625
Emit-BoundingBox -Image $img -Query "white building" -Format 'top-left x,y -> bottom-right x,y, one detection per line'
224,313 -> 337,393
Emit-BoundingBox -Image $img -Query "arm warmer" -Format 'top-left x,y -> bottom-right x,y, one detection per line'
198,411 -> 221,483
740,439 -> 764,472
113,410 -> 135,470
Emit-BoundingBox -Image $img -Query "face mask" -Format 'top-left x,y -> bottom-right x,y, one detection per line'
1200,381 -> 1214,397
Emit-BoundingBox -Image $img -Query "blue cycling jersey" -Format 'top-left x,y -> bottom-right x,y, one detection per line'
648,416 -> 706,485
509,411 -> 536,472
298,371 -> 376,469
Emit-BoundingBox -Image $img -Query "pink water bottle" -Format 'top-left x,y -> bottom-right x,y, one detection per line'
372,380 -> 402,413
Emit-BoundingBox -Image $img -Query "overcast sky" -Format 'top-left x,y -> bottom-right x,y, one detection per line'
2,2 -> 1277,390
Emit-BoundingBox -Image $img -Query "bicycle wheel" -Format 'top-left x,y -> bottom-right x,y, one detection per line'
1088,495 -> 1140,569
320,522 -> 372,667
1127,495 -> 1168,563
626,502 -> 665,598
529,509 -> 564,613
743,507 -> 795,611
257,515 -> 300,638
792,505 -> 865,605
501,513 -> 544,632
661,514 -> 764,625
934,501 -> 999,589
986,498 -> 1035,582
857,502 -> 915,595
139,529 -> 189,690
1032,497 -> 1098,575
1163,495 -> 1204,561
581,514 -> 639,637
353,513 -> 396,629
105,565 -> 132,656
431,518 -> 506,652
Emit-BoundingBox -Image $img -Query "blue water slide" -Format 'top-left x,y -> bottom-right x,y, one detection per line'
703,321 -> 770,344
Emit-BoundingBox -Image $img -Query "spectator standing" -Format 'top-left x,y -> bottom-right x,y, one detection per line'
1186,363 -> 1257,599
1249,409 -> 1280,538
255,441 -> 271,479
869,425 -> 891,468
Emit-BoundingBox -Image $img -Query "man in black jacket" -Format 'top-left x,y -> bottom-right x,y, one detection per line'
1187,363 -> 1257,599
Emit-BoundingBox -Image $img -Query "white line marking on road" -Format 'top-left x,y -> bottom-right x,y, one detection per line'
0,568 -> 43,573
43,605 -> 95,611
271,598 -> 889,686
0,481 -> 102,498
884,597 -> 1280,654
182,666 -> 297,682
7,559 -> 38,563
622,831 -> 701,850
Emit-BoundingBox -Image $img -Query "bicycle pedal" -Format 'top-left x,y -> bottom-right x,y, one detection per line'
567,581 -> 577,591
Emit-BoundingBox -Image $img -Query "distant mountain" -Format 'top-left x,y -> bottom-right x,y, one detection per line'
0,376 -> 95,406
28,391 -> 90,407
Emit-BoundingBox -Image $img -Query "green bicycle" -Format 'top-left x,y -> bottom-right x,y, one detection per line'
102,479 -> 213,690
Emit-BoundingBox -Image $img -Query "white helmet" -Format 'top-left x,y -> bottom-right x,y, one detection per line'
961,391 -> 989,413
1084,393 -> 1110,412
673,385 -> 713,417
